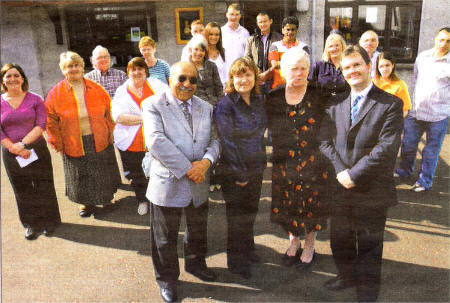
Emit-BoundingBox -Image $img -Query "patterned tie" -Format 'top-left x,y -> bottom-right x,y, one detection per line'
351,95 -> 362,123
181,102 -> 193,131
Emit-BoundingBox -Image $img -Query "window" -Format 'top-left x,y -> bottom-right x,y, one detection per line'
325,0 -> 422,62
65,2 -> 158,68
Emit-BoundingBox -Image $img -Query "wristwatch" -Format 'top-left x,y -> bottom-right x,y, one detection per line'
19,141 -> 30,149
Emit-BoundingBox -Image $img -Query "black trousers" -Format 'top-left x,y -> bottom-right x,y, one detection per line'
2,139 -> 61,229
150,201 -> 209,289
221,174 -> 263,270
119,150 -> 148,203
330,199 -> 387,302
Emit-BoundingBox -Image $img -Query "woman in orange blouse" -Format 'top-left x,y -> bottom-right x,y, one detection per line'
373,51 -> 411,118
111,57 -> 167,215
45,51 -> 121,217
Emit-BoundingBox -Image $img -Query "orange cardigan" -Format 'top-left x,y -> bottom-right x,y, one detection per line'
45,79 -> 115,157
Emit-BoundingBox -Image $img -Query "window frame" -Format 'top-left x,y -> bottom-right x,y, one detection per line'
325,0 -> 422,63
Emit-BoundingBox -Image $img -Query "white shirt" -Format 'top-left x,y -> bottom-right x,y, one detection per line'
181,45 -> 190,62
209,55 -> 227,87
221,23 -> 250,77
411,48 -> 450,122
370,50 -> 380,78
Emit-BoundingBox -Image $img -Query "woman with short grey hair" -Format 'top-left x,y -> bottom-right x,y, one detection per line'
187,35 -> 223,107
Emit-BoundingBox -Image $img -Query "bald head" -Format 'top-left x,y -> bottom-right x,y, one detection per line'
359,30 -> 379,58
170,61 -> 198,101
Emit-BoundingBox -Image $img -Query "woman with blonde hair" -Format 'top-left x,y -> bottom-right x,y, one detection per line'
45,51 -> 121,217
214,57 -> 267,279
139,36 -> 170,84
308,32 -> 349,96
374,51 -> 411,117
266,48 -> 330,270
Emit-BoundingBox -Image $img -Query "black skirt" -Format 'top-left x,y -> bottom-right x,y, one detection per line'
62,135 -> 121,205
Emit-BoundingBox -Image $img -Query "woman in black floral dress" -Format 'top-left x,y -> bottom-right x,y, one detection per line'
266,48 -> 329,269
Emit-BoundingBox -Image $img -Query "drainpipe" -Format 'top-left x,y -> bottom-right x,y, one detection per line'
311,0 -> 316,63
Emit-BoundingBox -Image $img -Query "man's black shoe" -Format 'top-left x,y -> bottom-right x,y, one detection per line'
228,266 -> 251,279
25,227 -> 38,240
186,267 -> 216,282
160,287 -> 176,303
324,276 -> 356,291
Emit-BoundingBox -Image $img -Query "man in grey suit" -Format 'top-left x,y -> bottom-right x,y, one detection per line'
142,61 -> 220,303
319,45 -> 403,302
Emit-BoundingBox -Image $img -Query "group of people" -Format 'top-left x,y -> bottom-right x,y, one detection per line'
1,1 -> 449,302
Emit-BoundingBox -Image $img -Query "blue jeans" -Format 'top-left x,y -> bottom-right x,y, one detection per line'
396,115 -> 448,189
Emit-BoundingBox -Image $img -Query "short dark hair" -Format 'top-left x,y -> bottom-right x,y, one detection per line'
375,51 -> 399,81
126,57 -> 149,77
1,63 -> 29,92
282,16 -> 299,29
437,26 -> 450,35
342,44 -> 371,65
257,12 -> 270,19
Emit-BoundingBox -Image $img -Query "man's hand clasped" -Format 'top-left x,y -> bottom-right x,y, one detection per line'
186,159 -> 211,184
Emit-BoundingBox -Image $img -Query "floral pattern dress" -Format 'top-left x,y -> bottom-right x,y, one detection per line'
266,85 -> 329,236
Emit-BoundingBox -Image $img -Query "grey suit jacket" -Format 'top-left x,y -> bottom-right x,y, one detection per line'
141,90 -> 220,208
319,85 -> 403,209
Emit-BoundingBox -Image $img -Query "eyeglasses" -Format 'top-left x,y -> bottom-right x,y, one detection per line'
178,75 -> 197,85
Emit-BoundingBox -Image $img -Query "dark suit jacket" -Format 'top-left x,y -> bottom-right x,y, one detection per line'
319,85 -> 403,210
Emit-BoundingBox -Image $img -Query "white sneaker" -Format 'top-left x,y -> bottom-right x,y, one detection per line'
393,172 -> 400,178
411,183 -> 427,192
137,202 -> 149,215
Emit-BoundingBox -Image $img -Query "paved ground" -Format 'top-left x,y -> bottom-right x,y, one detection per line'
1,133 -> 449,302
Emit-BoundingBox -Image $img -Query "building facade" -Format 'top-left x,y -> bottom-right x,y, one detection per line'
1,0 -> 448,97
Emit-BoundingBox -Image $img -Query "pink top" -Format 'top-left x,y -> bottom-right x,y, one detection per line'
1,91 -> 46,143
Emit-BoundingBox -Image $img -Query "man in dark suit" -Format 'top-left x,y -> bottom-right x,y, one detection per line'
319,45 -> 403,302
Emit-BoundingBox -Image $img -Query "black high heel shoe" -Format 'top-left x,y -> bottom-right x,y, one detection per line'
296,249 -> 315,271
281,247 -> 302,267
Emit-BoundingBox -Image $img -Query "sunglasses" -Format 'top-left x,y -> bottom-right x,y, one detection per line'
178,75 -> 197,85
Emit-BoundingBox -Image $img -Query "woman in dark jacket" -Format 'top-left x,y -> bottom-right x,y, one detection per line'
187,35 -> 223,106
308,33 -> 349,96
214,57 -> 267,279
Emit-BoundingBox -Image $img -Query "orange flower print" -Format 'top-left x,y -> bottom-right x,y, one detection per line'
296,165 -> 301,172
315,224 -> 322,231
284,191 -> 289,198
295,184 -> 302,191
287,200 -> 292,206
298,209 -> 303,214
301,125 -> 308,132
312,191 -> 319,196
301,161 -> 307,167
306,102 -> 311,108
272,208 -> 279,214
295,129 -> 300,135
281,170 -> 286,177
291,220 -> 298,227
302,201 -> 306,208
307,212 -> 313,218
299,222 -> 305,228
322,172 -> 328,179
307,197 -> 313,203
299,141 -> 307,148
299,109 -> 305,115
309,155 -> 314,162
307,117 -> 315,124
289,111 -> 296,117
288,150 -> 295,158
